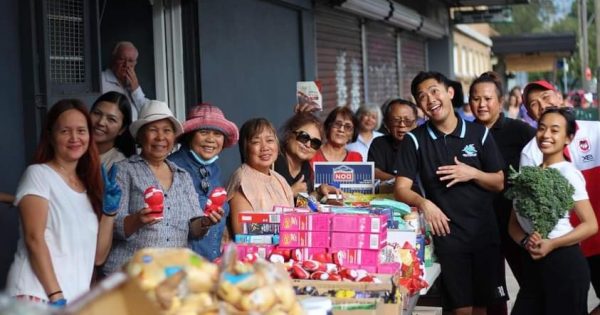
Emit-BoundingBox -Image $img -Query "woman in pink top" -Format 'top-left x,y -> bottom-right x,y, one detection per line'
311,107 -> 362,165
227,118 -> 294,234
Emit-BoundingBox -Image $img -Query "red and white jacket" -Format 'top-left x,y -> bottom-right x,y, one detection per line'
520,120 -> 600,257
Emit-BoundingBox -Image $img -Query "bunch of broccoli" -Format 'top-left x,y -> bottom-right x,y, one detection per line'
504,165 -> 575,238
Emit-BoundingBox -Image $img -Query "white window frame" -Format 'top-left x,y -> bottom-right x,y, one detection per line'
151,0 -> 186,121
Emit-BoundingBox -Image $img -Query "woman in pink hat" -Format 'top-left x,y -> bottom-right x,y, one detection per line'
168,103 -> 239,261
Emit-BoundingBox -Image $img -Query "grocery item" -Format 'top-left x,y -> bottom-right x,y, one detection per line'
144,186 -> 164,220
204,187 -> 227,214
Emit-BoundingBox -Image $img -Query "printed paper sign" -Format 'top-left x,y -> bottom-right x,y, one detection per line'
313,162 -> 375,194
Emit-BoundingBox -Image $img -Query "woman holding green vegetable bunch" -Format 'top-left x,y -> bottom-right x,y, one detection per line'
507,107 -> 598,315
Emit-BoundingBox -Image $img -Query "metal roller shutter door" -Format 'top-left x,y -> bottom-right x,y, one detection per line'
315,3 -> 363,113
365,22 -> 399,107
400,33 -> 426,100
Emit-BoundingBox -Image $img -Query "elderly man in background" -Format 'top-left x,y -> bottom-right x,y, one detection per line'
101,41 -> 149,120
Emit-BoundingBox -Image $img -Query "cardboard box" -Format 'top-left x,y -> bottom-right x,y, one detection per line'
238,212 -> 280,224
64,273 -> 161,315
329,248 -> 379,266
331,214 -> 387,233
279,231 -> 330,248
280,212 -> 331,231
386,229 -> 417,247
331,231 -> 387,250
234,234 -> 276,244
333,299 -> 403,315
241,222 -> 280,234
413,306 -> 443,315
277,246 -> 328,260
236,244 -> 276,259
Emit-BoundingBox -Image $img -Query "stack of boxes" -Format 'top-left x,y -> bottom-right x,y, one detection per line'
235,206 -> 404,274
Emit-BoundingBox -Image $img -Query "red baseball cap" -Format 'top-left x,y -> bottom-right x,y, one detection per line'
522,80 -> 557,107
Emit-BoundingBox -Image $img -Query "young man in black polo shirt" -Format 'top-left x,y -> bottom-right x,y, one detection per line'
394,71 -> 505,315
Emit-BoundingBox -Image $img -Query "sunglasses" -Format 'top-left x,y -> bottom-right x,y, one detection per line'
198,166 -> 210,194
294,130 -> 322,150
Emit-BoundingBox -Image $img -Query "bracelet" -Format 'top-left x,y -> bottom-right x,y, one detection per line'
519,234 -> 530,248
102,211 -> 117,217
47,290 -> 63,298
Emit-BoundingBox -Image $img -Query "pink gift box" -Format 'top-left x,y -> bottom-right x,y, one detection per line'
330,231 -> 387,250
377,262 -> 401,274
331,214 -> 388,233
272,205 -> 310,213
329,248 -> 380,266
278,231 -> 330,248
360,265 -> 377,273
280,213 -> 331,232
236,244 -> 275,259
276,247 -> 329,261
238,212 -> 280,224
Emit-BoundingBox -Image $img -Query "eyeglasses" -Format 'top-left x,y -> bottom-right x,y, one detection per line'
389,118 -> 416,126
332,121 -> 354,132
198,166 -> 210,194
294,131 -> 322,150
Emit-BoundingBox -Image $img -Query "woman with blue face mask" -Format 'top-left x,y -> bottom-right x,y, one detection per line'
168,103 -> 239,261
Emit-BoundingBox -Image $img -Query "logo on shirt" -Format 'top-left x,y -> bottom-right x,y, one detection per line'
461,144 -> 478,157
332,165 -> 355,182
578,138 -> 591,153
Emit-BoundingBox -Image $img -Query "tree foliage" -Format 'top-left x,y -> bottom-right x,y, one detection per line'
491,0 -> 597,89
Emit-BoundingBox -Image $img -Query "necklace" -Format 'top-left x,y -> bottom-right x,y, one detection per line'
51,161 -> 84,192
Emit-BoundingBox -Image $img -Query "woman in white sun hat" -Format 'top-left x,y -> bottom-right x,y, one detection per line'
102,100 -> 223,275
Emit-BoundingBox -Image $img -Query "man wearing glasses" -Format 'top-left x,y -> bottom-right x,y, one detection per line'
101,41 -> 149,120
368,99 -> 419,183
520,81 -> 600,314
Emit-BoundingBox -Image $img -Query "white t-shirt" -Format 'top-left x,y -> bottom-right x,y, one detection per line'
6,164 -> 99,301
515,161 -> 588,239
346,131 -> 383,162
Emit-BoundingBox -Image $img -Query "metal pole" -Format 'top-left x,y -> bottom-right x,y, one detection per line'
579,0 -> 585,83
563,57 -> 568,94
583,0 -> 590,90
596,0 -> 600,116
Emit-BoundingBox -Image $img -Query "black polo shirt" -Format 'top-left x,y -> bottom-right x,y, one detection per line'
368,134 -> 400,175
484,114 -> 536,234
396,117 -> 504,253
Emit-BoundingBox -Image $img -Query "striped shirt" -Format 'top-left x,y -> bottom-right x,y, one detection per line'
103,155 -> 203,274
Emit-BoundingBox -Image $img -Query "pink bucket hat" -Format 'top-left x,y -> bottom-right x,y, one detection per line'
182,103 -> 239,148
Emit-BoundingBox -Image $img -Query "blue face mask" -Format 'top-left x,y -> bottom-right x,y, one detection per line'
189,149 -> 219,165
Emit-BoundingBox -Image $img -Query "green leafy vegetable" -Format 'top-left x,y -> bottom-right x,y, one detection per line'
504,165 -> 575,238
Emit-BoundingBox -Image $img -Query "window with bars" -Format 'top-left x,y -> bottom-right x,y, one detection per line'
47,0 -> 86,84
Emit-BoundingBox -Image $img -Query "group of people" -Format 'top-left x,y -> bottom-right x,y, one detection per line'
2,47 -> 599,315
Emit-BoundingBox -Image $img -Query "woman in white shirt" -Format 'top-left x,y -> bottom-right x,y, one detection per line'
6,99 -> 117,306
346,104 -> 383,161
509,107 -> 598,315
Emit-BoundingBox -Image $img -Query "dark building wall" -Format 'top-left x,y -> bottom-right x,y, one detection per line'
196,0 -> 315,179
0,0 -> 25,289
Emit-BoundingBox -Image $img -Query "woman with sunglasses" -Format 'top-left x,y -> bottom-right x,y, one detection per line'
168,103 -> 239,261
275,112 -> 340,199
310,107 -> 362,165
